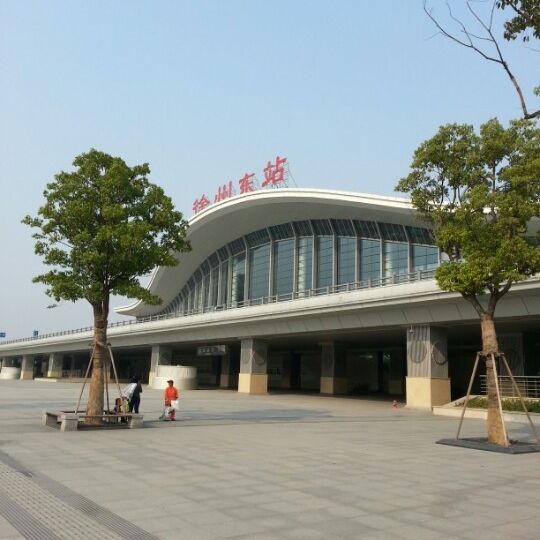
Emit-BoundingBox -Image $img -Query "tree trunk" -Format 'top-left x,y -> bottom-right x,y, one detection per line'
86,302 -> 108,424
480,313 -> 506,445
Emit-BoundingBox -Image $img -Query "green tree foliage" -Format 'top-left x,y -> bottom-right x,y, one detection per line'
23,149 -> 190,419
397,118 -> 540,445
497,0 -> 540,41
397,119 -> 540,318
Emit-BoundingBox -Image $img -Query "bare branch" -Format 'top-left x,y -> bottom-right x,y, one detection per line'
424,0 -> 540,120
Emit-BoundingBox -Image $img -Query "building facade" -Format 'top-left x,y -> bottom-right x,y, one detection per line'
2,189 -> 540,407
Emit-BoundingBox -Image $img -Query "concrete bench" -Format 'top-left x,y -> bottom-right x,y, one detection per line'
43,411 -> 79,432
43,411 -> 144,430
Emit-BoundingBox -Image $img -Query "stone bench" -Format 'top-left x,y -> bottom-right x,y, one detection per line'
43,411 -> 144,431
43,411 -> 79,431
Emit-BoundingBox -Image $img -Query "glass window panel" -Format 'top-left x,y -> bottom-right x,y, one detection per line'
360,239 -> 380,281
384,242 -> 409,277
331,219 -> 354,236
202,274 -> 210,307
379,223 -> 407,242
210,267 -> 219,306
209,253 -> 219,268
196,277 -> 204,309
412,245 -> 439,271
406,226 -> 435,245
353,220 -> 380,239
249,244 -> 270,299
337,237 -> 356,284
231,254 -> 246,304
316,236 -> 333,288
217,246 -> 229,261
201,260 -> 210,275
293,220 -> 313,236
246,228 -> 270,247
311,219 -> 333,236
273,239 -> 294,295
297,237 -> 313,292
228,238 -> 246,255
219,262 -> 229,305
269,223 -> 294,240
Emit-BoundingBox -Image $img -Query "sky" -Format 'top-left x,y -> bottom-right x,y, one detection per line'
0,0 -> 537,339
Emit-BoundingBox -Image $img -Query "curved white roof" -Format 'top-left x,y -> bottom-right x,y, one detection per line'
116,188 -> 420,317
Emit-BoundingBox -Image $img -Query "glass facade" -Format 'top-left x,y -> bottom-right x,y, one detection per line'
360,239 -> 380,282
273,239 -> 294,295
316,236 -> 333,288
249,244 -> 271,299
156,219 -> 439,315
231,253 -> 246,304
412,245 -> 439,271
297,237 -> 313,293
337,237 -> 356,285
384,242 -> 409,278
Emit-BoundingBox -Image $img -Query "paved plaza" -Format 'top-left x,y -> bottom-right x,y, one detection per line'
0,380 -> 539,540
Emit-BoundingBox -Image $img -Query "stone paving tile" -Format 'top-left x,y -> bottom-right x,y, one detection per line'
351,513 -> 404,530
198,518 -> 267,538
1,381 -> 540,540
282,526 -> 326,539
387,524 -> 448,540
0,516 -> 22,540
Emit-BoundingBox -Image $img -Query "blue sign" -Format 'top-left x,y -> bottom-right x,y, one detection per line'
33,330 -> 39,337
0,332 -> 5,338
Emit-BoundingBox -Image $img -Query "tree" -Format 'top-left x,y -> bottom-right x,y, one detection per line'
424,0 -> 540,119
396,118 -> 540,445
23,149 -> 190,422
497,0 -> 540,41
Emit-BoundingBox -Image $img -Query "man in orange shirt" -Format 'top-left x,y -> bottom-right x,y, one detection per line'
164,379 -> 179,421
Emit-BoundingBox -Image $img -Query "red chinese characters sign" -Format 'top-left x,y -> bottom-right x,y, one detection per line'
192,155 -> 289,214
262,156 -> 287,188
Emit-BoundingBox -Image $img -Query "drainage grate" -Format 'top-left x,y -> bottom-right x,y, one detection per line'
0,449 -> 159,540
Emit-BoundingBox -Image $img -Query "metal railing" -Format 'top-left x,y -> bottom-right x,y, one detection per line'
1,269 -> 435,346
61,370 -> 84,378
480,375 -> 540,398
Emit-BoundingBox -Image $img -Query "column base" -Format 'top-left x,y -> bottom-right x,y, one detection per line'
238,373 -> 267,394
20,370 -> 34,380
320,376 -> 348,395
406,377 -> 451,408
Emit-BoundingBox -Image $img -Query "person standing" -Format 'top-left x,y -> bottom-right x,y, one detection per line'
130,377 -> 143,414
164,379 -> 179,421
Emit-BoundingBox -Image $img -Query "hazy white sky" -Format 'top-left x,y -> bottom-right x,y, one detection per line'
0,0 -> 537,339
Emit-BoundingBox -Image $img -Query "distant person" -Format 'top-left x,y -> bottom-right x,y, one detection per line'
164,379 -> 179,421
130,377 -> 143,414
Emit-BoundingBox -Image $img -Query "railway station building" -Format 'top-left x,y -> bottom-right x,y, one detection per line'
2,189 -> 540,408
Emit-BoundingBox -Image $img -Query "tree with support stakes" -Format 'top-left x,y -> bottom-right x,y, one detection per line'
23,149 -> 190,423
396,118 -> 540,446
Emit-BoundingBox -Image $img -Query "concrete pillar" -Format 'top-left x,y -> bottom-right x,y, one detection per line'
238,339 -> 268,394
406,325 -> 450,408
320,342 -> 348,395
47,353 -> 63,379
149,345 -> 172,387
20,355 -> 34,380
